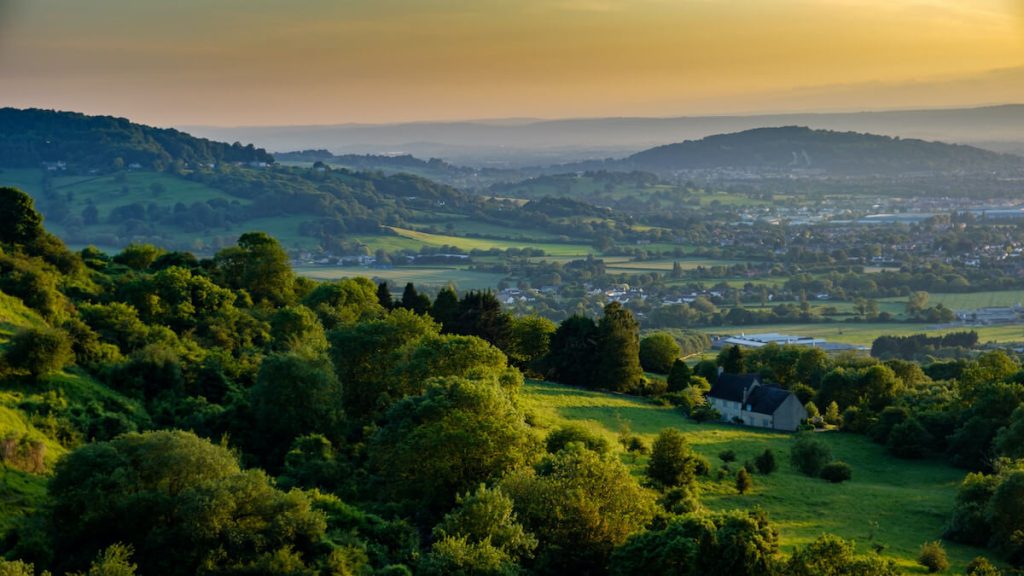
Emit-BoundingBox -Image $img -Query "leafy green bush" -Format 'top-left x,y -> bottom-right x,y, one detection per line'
790,434 -> 832,477
820,461 -> 853,484
917,541 -> 949,573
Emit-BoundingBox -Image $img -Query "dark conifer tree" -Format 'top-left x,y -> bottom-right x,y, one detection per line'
431,286 -> 460,330
377,281 -> 394,310
545,315 -> 599,387
595,302 -> 643,392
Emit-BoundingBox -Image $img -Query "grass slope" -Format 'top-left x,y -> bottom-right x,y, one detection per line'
521,379 -> 988,573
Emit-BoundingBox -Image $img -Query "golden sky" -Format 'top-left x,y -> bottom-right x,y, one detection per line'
0,0 -> 1021,126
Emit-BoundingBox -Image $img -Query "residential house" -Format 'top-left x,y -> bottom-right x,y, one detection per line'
707,373 -> 807,432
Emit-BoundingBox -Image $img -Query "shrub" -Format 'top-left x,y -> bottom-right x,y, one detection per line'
965,556 -> 1002,576
790,434 -> 832,477
820,461 -> 853,484
689,403 -> 721,423
4,327 -> 74,379
646,429 -> 699,488
546,424 -> 611,455
718,449 -> 737,463
917,541 -> 949,573
736,469 -> 753,494
755,449 -> 777,475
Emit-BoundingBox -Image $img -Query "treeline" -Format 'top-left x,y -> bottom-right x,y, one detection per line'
871,332 -> 980,360
0,108 -> 272,171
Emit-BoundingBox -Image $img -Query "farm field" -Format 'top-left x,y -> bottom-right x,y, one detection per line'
880,290 -> 1024,310
295,265 -> 507,290
384,226 -> 594,256
698,321 -> 1024,347
521,379 -> 988,573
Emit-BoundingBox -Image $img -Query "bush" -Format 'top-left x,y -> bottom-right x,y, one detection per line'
819,461 -> 853,484
646,429 -> 700,488
917,541 -> 949,573
965,556 -> 1002,576
790,434 -> 832,477
736,468 -> 753,494
689,403 -> 721,423
755,449 -> 777,475
546,424 -> 611,455
4,327 -> 74,379
719,449 -> 737,463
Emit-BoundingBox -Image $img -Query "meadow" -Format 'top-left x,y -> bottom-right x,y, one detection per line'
295,265 -> 508,290
699,321 -> 1024,347
521,379 -> 990,573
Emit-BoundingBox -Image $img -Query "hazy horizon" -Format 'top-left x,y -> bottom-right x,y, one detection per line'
2,0 -> 1022,127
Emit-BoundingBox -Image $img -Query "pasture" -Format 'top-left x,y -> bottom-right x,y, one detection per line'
521,380 -> 988,573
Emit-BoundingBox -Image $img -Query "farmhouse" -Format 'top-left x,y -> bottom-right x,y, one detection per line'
708,373 -> 807,432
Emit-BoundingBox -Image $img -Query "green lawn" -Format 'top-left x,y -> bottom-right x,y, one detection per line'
521,380 -> 988,573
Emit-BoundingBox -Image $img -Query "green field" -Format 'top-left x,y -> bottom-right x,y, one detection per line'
295,265 -> 508,290
384,226 -> 594,256
521,380 -> 988,573
700,322 -> 1024,347
880,291 -> 1024,311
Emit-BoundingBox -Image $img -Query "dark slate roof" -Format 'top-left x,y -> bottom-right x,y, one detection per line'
708,373 -> 760,402
745,385 -> 792,415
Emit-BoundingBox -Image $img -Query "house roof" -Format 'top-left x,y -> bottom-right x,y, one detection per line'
745,385 -> 792,416
708,373 -> 760,403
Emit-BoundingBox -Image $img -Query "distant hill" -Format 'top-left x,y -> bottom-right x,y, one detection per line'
183,104 -> 1024,167
623,126 -> 1023,175
0,108 -> 273,172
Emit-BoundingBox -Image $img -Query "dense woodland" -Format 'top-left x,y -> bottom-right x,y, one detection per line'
1,184 -> 1023,575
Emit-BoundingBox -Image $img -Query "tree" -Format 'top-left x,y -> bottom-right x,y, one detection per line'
250,352 -> 344,465
639,333 -> 682,374
4,327 -> 74,379
450,291 -> 513,352
609,510 -> 778,576
400,282 -> 432,316
994,406 -> 1024,461
718,345 -> 746,374
906,291 -> 930,316
736,469 -> 753,494
431,286 -> 460,328
112,244 -> 164,270
302,277 -> 383,329
646,429 -> 700,488
545,315 -> 598,387
917,541 -> 949,573
667,359 -> 692,392
506,315 -> 555,372
327,308 -> 440,422
76,544 -> 138,576
502,445 -> 656,575
47,431 -> 327,576
214,232 -> 295,306
0,187 -> 43,246
268,305 -> 328,355
421,485 -> 537,575
987,470 -> 1024,563
790,434 -> 832,477
595,302 -> 643,392
369,376 -> 538,520
886,418 -> 932,459
376,281 -> 394,309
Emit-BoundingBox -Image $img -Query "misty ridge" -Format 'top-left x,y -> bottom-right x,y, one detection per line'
185,104 -> 1024,167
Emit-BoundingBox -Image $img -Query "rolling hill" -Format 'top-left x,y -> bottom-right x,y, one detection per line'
623,126 -> 1024,175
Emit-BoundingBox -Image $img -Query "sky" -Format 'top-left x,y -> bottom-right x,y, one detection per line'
0,0 -> 1022,126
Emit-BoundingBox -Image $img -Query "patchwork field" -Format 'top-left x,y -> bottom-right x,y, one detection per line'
700,321 -> 1024,347
521,380 -> 990,573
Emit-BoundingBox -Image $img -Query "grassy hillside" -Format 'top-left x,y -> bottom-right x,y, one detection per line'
521,379 -> 988,573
